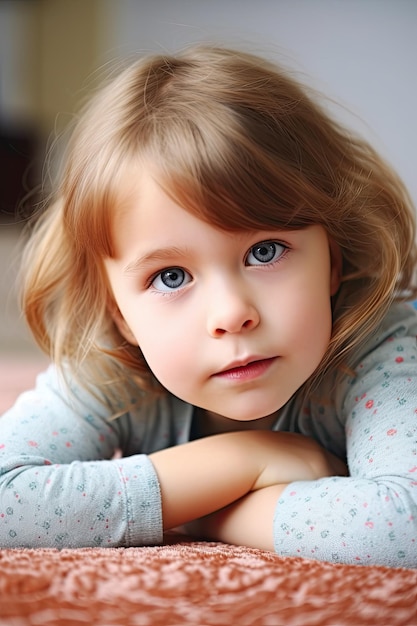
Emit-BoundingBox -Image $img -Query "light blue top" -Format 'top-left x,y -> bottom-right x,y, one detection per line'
1,303 -> 416,567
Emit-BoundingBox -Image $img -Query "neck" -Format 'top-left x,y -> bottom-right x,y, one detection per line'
191,408 -> 278,439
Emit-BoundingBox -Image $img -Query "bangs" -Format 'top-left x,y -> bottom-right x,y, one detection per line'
143,103 -> 330,233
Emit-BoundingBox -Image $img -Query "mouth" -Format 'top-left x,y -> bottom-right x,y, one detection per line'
213,357 -> 277,382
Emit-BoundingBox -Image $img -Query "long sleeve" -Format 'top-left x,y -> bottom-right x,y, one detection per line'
273,304 -> 417,567
0,366 -> 163,548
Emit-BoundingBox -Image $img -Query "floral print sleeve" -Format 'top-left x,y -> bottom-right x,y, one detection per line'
0,367 -> 163,548
273,304 -> 417,568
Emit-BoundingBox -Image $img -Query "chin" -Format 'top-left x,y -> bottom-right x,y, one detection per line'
223,395 -> 292,422
223,412 -> 268,422
217,402 -> 283,422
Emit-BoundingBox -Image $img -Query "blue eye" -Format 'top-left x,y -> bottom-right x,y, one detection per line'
151,268 -> 192,292
246,241 -> 285,266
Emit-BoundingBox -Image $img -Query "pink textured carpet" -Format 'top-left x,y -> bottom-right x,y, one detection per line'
1,542 -> 417,625
1,360 -> 417,625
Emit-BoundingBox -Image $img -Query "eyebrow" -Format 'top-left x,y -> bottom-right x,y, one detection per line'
123,246 -> 190,275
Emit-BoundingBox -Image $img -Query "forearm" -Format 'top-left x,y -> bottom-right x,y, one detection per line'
0,454 -> 161,548
274,476 -> 417,567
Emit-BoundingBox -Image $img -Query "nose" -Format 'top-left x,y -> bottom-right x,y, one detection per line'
206,282 -> 260,337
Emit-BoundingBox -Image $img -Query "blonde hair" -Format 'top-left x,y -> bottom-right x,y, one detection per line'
21,45 -> 417,408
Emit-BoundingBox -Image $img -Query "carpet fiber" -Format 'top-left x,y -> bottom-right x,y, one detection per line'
1,540 -> 417,625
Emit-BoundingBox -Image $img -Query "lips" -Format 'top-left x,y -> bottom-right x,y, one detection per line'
213,357 -> 277,382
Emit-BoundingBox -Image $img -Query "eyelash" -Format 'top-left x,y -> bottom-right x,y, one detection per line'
146,240 -> 289,295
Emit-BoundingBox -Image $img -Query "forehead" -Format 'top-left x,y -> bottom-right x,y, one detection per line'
109,163 -> 233,259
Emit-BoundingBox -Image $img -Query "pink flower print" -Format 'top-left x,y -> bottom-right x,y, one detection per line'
28,441 -> 38,447
395,356 -> 404,363
365,400 -> 374,409
387,429 -> 397,436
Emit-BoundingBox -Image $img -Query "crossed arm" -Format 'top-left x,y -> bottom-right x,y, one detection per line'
149,431 -> 348,549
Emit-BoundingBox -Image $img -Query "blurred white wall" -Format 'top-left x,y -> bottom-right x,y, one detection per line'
102,0 -> 417,205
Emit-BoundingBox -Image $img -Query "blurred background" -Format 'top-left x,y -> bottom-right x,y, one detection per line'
1,0 -> 416,362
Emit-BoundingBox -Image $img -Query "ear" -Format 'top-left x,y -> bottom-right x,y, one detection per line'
108,303 -> 139,346
329,238 -> 343,296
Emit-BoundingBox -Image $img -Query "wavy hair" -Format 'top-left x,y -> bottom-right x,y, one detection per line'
21,45 -> 417,408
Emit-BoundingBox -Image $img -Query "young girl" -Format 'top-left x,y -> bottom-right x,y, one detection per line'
1,46 -> 416,568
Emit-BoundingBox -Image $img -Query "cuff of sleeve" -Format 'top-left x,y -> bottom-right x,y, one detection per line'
120,454 -> 163,546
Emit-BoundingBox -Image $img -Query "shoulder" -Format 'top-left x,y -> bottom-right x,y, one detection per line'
350,302 -> 417,371
1,362 -> 117,424
337,302 -> 417,410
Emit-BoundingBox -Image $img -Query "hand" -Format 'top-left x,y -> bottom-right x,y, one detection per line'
251,431 -> 348,491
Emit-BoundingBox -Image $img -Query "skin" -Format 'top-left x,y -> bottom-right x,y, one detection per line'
103,165 -> 345,548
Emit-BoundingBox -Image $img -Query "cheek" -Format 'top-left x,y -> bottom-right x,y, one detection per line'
304,287 -> 333,356
130,310 -> 193,391
274,271 -> 333,354
282,302 -> 332,355
142,344 -> 194,397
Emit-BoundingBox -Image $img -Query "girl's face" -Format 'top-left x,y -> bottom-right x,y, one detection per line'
104,166 -> 341,421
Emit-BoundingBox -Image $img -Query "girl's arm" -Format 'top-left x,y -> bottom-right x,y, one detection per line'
149,431 -> 346,531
